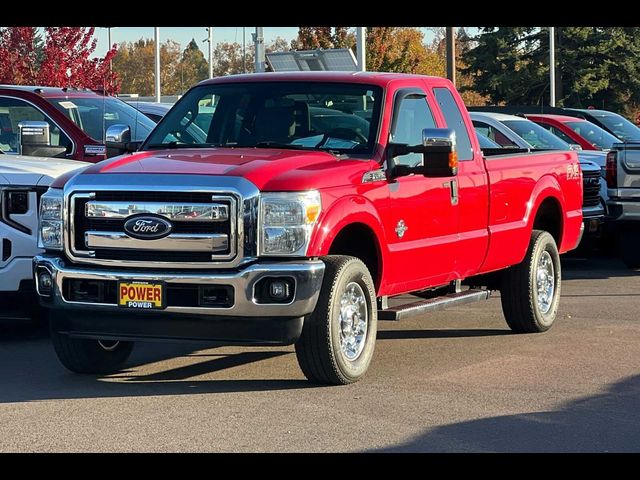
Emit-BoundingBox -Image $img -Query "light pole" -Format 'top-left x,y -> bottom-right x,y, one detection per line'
356,27 -> 366,72
446,27 -> 456,86
154,27 -> 161,103
550,27 -> 556,107
253,27 -> 265,73
208,27 -> 213,79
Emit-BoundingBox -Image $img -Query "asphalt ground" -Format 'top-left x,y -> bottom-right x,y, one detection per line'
1,253 -> 639,452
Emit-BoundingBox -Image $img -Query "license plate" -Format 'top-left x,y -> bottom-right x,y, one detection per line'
588,219 -> 600,233
118,281 -> 164,309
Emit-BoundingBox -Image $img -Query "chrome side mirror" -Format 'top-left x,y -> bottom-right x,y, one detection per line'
105,124 -> 131,144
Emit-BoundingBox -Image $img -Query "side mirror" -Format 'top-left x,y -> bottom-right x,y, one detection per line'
18,121 -> 68,158
569,144 -> 583,151
387,128 -> 458,179
105,124 -> 137,155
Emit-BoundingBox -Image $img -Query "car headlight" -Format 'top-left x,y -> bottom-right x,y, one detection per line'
259,191 -> 321,256
38,189 -> 64,250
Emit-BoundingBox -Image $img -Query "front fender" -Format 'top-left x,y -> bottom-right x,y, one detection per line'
308,194 -> 388,257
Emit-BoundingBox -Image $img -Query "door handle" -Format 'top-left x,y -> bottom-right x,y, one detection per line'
442,179 -> 459,206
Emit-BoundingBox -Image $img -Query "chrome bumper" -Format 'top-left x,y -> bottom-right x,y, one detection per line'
34,255 -> 325,318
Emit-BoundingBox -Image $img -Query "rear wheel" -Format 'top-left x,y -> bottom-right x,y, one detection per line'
295,255 -> 377,385
50,314 -> 134,374
500,230 -> 561,333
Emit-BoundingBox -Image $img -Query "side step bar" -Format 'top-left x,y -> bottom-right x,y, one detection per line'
378,289 -> 491,321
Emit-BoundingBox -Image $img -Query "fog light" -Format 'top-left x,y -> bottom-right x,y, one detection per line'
270,280 -> 289,300
38,271 -> 53,295
254,277 -> 295,304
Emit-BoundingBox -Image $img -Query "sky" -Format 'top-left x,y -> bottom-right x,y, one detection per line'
92,27 -> 441,56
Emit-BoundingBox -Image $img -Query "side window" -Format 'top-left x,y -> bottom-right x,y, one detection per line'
0,97 -> 72,154
434,88 -> 474,161
472,120 -> 518,148
390,96 -> 436,166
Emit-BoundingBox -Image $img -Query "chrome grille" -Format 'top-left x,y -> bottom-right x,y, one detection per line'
70,191 -> 238,266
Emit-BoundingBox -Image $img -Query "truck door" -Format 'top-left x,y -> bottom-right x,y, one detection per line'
383,89 -> 458,292
432,86 -> 489,279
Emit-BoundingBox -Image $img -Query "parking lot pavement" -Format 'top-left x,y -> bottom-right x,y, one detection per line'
1,254 -> 639,452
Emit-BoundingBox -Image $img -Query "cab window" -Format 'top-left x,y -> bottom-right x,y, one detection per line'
390,96 -> 436,166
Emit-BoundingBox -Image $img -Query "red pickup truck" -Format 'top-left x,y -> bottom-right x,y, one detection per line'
34,72 -> 583,384
0,85 -> 155,161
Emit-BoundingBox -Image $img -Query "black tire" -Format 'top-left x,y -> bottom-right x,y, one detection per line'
50,316 -> 134,374
295,255 -> 377,385
500,230 -> 561,333
619,227 -> 640,269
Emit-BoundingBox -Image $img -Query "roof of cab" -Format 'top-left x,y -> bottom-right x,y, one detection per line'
0,84 -> 103,98
526,113 -> 587,123
197,71 -> 447,87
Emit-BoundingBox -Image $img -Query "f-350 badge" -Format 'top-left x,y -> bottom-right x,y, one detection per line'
395,220 -> 408,239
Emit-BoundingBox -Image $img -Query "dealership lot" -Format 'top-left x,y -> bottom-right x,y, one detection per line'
1,253 -> 638,452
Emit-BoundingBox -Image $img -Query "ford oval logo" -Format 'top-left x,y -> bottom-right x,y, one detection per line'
123,215 -> 172,240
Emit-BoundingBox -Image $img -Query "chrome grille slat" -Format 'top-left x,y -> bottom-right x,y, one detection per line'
85,201 -> 229,222
85,231 -> 229,252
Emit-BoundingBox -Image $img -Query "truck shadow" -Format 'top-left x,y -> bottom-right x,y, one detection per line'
372,374 -> 640,452
561,255 -> 639,280
0,318 -> 311,403
377,329 -> 511,340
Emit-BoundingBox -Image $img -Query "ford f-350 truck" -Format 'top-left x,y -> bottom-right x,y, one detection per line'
34,72 -> 583,384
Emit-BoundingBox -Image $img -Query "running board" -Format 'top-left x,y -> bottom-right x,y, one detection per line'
378,289 -> 491,321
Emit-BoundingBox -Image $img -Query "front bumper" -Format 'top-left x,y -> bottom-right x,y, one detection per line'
34,255 -> 325,344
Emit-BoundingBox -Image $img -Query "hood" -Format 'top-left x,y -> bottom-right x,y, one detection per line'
80,148 -> 376,191
577,150 -> 606,168
0,154 -> 90,187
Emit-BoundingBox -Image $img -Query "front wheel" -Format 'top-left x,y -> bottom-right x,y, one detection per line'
295,255 -> 378,385
50,315 -> 134,374
619,226 -> 640,269
500,230 -> 562,333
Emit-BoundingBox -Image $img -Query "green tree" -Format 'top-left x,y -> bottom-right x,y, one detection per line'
112,38 -> 180,96
174,38 -> 209,94
463,27 -> 640,113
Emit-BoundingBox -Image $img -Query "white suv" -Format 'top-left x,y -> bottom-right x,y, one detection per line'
0,154 -> 88,319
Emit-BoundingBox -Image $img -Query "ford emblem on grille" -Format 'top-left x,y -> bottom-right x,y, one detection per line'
123,215 -> 173,240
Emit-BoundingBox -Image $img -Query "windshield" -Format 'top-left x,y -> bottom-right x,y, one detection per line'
143,82 -> 383,154
502,120 -> 570,150
592,113 -> 640,142
565,121 -> 619,150
476,130 -> 501,149
48,97 -> 156,142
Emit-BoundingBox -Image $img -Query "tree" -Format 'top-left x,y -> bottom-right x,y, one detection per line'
294,27 -> 354,50
0,27 -> 119,94
112,38 -> 180,96
366,27 -> 444,75
463,27 -> 640,113
174,38 -> 209,94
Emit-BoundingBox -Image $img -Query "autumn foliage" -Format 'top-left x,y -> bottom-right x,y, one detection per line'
0,27 -> 120,94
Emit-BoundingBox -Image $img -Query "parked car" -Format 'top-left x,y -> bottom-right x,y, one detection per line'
470,111 -> 606,238
34,72 -> 583,384
525,114 -> 620,151
565,108 -> 640,143
604,142 -> 640,268
0,154 -> 89,319
0,85 -> 156,162
125,101 -> 173,123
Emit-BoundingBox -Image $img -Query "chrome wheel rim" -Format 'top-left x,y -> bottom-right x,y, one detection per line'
98,340 -> 120,351
536,251 -> 555,314
338,282 -> 368,361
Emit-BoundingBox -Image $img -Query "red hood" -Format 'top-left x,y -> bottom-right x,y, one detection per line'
75,147 -> 376,191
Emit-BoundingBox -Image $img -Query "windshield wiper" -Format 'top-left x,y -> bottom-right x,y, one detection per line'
250,141 -> 344,156
145,142 -> 224,150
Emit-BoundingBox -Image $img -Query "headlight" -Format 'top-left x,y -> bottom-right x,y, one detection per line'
259,191 -> 321,256
38,189 -> 64,250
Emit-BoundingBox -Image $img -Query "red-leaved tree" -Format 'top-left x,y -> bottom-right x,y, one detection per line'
0,27 -> 120,94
